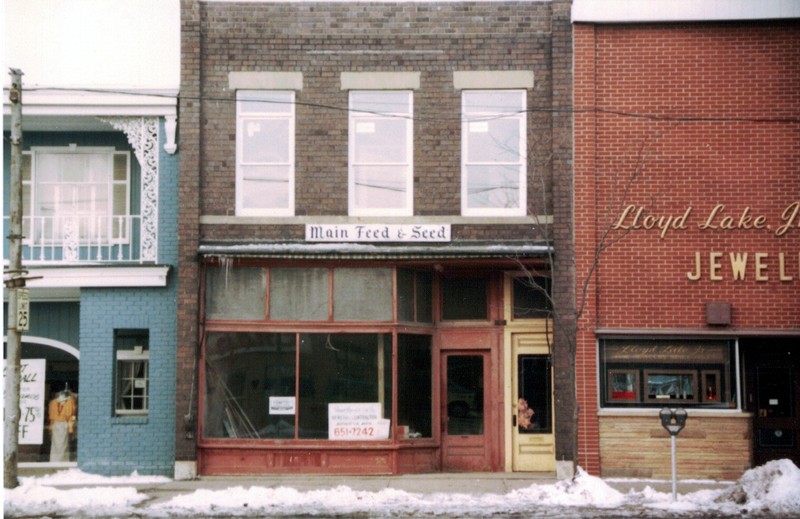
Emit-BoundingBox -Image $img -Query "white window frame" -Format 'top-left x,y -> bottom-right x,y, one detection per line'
115,346 -> 150,416
348,90 -> 414,217
461,90 -> 527,217
235,90 -> 295,217
23,146 -> 131,245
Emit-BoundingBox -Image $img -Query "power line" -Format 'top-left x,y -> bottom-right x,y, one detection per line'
15,86 -> 800,124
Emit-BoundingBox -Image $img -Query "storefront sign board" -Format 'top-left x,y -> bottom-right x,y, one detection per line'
306,224 -> 451,243
328,402 -> 390,440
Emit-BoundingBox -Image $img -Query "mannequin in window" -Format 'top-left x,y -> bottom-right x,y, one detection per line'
48,388 -> 77,462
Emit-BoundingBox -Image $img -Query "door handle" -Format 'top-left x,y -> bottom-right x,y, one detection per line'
512,415 -> 517,427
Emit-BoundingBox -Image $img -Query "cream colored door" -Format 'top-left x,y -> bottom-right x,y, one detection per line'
511,333 -> 556,471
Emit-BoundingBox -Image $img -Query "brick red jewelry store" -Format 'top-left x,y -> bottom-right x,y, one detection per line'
573,17 -> 800,479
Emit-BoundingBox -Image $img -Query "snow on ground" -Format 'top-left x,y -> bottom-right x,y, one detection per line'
4,460 -> 800,518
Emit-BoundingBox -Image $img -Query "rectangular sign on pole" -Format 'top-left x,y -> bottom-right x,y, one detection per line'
16,288 -> 30,331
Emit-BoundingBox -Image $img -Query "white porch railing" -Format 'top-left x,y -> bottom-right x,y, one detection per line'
4,215 -> 155,263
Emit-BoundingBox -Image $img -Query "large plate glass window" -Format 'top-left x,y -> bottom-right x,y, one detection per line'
236,90 -> 295,216
349,91 -> 413,216
461,90 -> 526,216
203,332 -> 394,441
599,339 -> 737,408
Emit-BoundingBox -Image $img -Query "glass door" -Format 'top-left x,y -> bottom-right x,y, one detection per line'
511,334 -> 555,471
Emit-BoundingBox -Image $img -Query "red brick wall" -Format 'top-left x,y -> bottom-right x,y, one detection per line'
574,21 -> 800,474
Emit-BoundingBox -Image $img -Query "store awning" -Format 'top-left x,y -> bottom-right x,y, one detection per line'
198,241 -> 552,262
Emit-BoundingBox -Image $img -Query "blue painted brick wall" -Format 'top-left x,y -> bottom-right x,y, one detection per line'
77,119 -> 179,477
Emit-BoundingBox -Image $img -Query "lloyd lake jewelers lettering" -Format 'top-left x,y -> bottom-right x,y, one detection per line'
610,201 -> 799,283
612,201 -> 799,238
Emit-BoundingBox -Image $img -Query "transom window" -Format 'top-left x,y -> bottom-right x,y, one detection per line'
461,90 -> 527,216
235,90 -> 295,216
348,91 -> 413,216
23,147 -> 130,244
205,266 -> 436,323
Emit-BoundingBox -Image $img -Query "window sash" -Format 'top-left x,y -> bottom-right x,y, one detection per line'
23,148 -> 131,245
349,91 -> 413,216
461,90 -> 526,216
115,358 -> 149,415
236,90 -> 295,216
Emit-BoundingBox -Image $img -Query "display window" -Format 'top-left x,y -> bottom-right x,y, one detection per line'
599,339 -> 737,408
201,263 -> 437,443
203,330 -> 434,441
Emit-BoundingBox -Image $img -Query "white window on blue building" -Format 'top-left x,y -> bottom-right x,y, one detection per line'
23,146 -> 131,247
114,329 -> 149,416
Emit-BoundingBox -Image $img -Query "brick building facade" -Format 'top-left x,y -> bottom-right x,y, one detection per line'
573,0 -> 800,479
178,0 -> 574,475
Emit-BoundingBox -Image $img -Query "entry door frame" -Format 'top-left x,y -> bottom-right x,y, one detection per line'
507,331 -> 556,472
437,328 -> 503,472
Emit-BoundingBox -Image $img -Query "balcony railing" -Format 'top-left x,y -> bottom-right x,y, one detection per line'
4,214 -> 155,264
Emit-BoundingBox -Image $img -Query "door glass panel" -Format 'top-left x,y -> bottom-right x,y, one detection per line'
446,355 -> 484,435
757,367 -> 794,418
397,334 -> 432,438
518,355 -> 551,433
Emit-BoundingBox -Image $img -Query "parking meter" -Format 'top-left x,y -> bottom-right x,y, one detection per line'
659,407 -> 687,501
659,407 -> 688,436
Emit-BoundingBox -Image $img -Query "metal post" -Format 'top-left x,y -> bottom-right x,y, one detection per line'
670,434 -> 677,501
4,68 -> 24,489
659,407 -> 687,503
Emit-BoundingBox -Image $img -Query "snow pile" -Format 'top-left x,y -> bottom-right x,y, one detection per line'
714,459 -> 800,514
506,467 -> 626,508
20,467 -> 170,486
4,461 -> 800,518
4,468 -> 168,518
150,468 -> 627,517
3,482 -> 147,518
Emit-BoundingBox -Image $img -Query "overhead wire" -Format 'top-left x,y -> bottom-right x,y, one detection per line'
14,86 -> 800,125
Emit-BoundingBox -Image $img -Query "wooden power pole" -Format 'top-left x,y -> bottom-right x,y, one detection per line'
4,68 -> 25,489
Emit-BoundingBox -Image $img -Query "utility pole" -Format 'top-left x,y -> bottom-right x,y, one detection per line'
4,68 -> 25,490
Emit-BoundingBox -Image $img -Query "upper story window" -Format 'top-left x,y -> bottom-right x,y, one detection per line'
235,90 -> 295,216
461,90 -> 527,216
348,91 -> 413,217
23,146 -> 131,244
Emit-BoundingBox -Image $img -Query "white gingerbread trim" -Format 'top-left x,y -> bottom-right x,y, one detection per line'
100,116 -> 159,262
